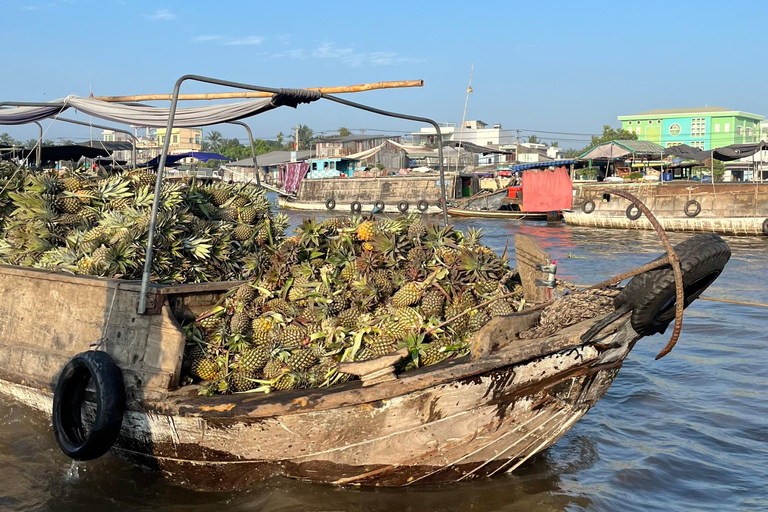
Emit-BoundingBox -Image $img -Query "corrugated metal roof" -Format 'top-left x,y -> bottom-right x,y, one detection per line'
579,139 -> 664,159
228,150 -> 313,167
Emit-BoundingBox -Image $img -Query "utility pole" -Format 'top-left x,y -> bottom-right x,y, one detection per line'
294,125 -> 299,151
515,129 -> 521,163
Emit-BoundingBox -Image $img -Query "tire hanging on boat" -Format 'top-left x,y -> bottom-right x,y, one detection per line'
52,350 -> 126,461
325,198 -> 336,210
581,200 -> 595,214
373,200 -> 385,212
416,199 -> 429,212
397,200 -> 409,213
615,233 -> 731,336
626,204 -> 642,220
684,199 -> 701,218
762,218 -> 768,235
350,201 -> 362,213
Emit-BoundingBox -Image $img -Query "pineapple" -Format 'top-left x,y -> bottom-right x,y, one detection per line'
488,298 -> 515,318
420,289 -> 445,318
229,307 -> 251,336
91,245 -> 110,268
239,207 -> 258,225
356,220 -> 375,241
337,307 -> 359,330
287,348 -> 318,371
272,372 -> 300,391
238,346 -> 270,374
407,221 -> 427,240
56,196 -> 82,214
235,283 -> 256,303
230,369 -> 257,393
232,224 -> 255,242
368,334 -> 398,356
421,339 -> 450,366
262,358 -> 287,379
252,317 -> 274,344
191,357 -> 219,381
391,281 -> 421,307
280,323 -> 307,348
231,194 -> 250,208
210,188 -> 232,206
61,177 -> 82,192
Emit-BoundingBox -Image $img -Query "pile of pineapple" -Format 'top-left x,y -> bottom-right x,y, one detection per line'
0,163 -> 286,283
183,215 -> 523,395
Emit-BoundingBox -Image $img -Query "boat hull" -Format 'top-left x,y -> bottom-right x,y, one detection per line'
0,311 -> 638,489
447,208 -> 550,220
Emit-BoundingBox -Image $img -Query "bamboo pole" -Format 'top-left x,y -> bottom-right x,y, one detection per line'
92,80 -> 424,102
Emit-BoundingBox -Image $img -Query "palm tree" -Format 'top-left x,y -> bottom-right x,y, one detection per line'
291,125 -> 314,150
206,130 -> 224,151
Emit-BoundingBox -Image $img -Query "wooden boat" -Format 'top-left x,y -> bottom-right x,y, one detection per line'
447,207 -> 549,220
0,230 -> 730,490
448,188 -> 552,220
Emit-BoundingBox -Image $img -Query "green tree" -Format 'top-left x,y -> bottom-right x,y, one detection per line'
0,133 -> 21,146
57,139 -> 74,146
338,127 -> 351,137
206,130 -> 224,151
276,132 -> 284,148
528,135 -> 540,144
566,125 -> 639,158
550,141 -> 559,147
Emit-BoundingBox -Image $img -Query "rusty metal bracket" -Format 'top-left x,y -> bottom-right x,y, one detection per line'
140,292 -> 164,315
607,189 -> 684,360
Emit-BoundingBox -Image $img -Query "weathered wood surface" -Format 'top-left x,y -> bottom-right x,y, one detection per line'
0,265 -> 185,402
514,234 -> 552,303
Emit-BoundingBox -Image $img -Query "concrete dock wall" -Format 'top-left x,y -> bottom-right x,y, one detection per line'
296,175 -> 460,204
566,182 -> 768,235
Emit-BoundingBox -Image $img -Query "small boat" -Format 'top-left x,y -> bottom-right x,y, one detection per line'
447,188 -> 551,220
446,207 -> 549,220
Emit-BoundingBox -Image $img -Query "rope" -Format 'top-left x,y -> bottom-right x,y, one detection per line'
698,297 -> 768,309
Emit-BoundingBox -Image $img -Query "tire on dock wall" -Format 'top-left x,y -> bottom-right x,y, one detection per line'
581,200 -> 595,214
325,198 -> 336,210
684,199 -> 701,218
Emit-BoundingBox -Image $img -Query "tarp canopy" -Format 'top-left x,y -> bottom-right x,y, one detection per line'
145,151 -> 228,168
444,141 -> 514,154
79,140 -> 134,151
579,140 -> 665,160
19,145 -> 109,161
0,97 -> 276,127
664,142 -> 768,162
522,167 -> 573,212
508,159 -> 575,172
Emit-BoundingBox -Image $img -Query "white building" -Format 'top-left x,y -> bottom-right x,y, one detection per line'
411,120 -> 514,147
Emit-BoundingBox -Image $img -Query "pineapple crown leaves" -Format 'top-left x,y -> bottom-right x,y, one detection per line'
182,235 -> 213,261
457,248 -> 506,283
399,332 -> 428,367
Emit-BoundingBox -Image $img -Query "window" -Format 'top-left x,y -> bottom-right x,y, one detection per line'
195,135 -> 201,144
648,120 -> 653,125
666,142 -> 684,148
669,123 -> 682,136
714,124 -> 720,133
330,161 -> 336,169
657,120 -> 662,124
312,163 -> 317,170
746,127 -> 753,137
690,141 -> 706,150
323,162 -> 329,169
725,123 -> 730,133
172,135 -> 178,144
736,126 -> 743,135
691,118 -> 706,137
188,138 -> 193,144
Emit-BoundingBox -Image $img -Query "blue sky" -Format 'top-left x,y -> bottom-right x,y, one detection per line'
1,0 -> 767,148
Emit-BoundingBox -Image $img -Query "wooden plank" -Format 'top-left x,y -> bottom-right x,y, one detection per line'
514,234 -> 551,303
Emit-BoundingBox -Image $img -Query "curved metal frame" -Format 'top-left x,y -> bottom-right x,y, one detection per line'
138,74 -> 448,314
228,121 -> 260,186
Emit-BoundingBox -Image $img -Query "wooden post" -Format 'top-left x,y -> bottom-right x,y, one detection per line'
514,234 -> 552,303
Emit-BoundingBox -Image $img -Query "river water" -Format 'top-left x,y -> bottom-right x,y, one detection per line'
1,214 -> 766,512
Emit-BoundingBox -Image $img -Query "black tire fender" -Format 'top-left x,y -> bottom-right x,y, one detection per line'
397,200 -> 409,213
626,204 -> 642,220
52,351 -> 125,461
325,198 -> 336,211
684,199 -> 701,218
582,200 -> 595,214
374,200 -> 385,211
350,201 -> 362,213
416,200 -> 429,212
762,218 -> 768,235
615,233 -> 731,336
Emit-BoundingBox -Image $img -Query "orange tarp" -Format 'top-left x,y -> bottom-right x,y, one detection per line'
521,167 -> 573,212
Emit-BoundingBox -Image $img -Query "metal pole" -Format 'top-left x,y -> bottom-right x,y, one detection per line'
228,120 -> 260,186
33,121 -> 42,169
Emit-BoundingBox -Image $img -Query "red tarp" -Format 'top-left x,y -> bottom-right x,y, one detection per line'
281,162 -> 310,193
522,167 -> 573,212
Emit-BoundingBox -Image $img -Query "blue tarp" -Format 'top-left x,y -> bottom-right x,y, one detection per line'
506,160 -> 575,172
145,151 -> 229,168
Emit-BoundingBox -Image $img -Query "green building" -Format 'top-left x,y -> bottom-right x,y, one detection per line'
617,107 -> 764,151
